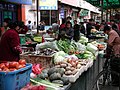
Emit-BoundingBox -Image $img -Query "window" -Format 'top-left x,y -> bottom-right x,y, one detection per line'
40,10 -> 58,26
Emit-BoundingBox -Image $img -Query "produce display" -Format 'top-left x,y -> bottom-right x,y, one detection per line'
0,59 -> 26,72
20,33 -> 106,89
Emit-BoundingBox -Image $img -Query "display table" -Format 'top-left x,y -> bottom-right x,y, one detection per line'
68,53 -> 105,90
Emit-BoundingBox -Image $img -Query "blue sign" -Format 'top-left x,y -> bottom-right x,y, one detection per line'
60,7 -> 64,18
5,0 -> 32,5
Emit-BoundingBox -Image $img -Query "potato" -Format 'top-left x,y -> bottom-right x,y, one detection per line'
55,65 -> 61,68
77,64 -> 81,69
70,67 -> 75,71
65,70 -> 72,75
72,69 -> 78,75
67,63 -> 72,67
60,64 -> 67,68
66,66 -> 71,71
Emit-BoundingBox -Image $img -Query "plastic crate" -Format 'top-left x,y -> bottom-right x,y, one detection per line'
0,63 -> 32,90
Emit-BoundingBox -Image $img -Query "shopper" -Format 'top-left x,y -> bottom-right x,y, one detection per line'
27,20 -> 32,30
80,22 -> 86,35
39,21 -> 45,31
0,18 -> 11,37
104,25 -> 120,86
32,21 -> 37,30
52,20 -> 59,32
95,22 -> 100,30
73,20 -> 80,42
0,21 -> 24,62
86,19 -> 94,38
60,18 -> 66,30
59,21 -> 74,40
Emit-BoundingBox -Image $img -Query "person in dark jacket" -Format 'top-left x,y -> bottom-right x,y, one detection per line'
80,22 -> 85,35
73,20 -> 80,42
0,21 -> 24,62
86,19 -> 94,38
59,21 -> 74,40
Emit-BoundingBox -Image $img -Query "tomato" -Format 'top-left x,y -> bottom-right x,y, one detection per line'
9,62 -> 19,68
5,62 -> 10,68
0,63 -> 6,69
9,68 -> 16,71
3,67 -> 10,72
21,64 -> 26,67
16,65 -> 23,69
19,59 -> 26,65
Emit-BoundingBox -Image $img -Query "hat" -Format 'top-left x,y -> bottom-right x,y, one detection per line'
103,25 -> 111,32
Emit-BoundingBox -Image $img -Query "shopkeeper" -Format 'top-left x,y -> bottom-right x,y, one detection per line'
58,21 -> 74,40
0,21 -> 24,62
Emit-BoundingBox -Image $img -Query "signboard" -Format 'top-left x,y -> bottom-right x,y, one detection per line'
60,7 -> 65,18
3,0 -> 32,5
39,0 -> 58,10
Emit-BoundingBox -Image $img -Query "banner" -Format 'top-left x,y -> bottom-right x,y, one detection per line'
3,0 -> 32,5
39,0 -> 58,10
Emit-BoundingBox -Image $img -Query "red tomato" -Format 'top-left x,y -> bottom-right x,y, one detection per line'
21,64 -> 26,67
9,68 -> 17,71
19,59 -> 26,65
16,65 -> 23,69
0,63 -> 6,69
9,62 -> 19,68
5,62 -> 10,68
3,67 -> 10,72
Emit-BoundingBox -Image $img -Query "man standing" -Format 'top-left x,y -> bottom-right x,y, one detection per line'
73,20 -> 80,42
86,19 -> 94,38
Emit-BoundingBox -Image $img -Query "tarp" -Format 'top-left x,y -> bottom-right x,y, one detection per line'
59,0 -> 79,7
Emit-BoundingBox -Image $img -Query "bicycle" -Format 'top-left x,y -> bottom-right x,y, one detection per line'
91,54 -> 120,90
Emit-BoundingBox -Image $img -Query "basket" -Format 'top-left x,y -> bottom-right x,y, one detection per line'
0,63 -> 32,90
20,54 -> 53,68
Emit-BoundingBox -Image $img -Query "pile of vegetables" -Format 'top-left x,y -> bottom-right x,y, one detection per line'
79,36 -> 88,45
37,67 -> 69,86
0,59 -> 26,72
76,51 -> 95,60
86,43 -> 98,55
57,40 -> 80,54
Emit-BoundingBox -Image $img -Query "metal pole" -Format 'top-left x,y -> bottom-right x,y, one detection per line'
37,0 -> 39,34
101,0 -> 104,22
106,2 -> 108,22
50,10 -> 51,26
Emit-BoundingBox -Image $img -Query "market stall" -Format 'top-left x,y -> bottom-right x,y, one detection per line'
0,30 -> 106,90
19,31 -> 106,90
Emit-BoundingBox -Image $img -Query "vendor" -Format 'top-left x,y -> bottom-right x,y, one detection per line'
58,21 -> 74,40
104,25 -> 120,86
0,21 -> 24,62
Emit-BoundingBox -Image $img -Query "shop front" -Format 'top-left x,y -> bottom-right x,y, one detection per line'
0,0 -> 32,26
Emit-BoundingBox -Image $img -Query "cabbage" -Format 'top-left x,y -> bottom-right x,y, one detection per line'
54,56 -> 65,64
86,43 -> 98,55
79,36 -> 88,44
53,51 -> 68,64
76,42 -> 86,51
36,41 -> 59,51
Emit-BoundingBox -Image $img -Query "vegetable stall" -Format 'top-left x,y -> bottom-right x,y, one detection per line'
0,32 -> 106,90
